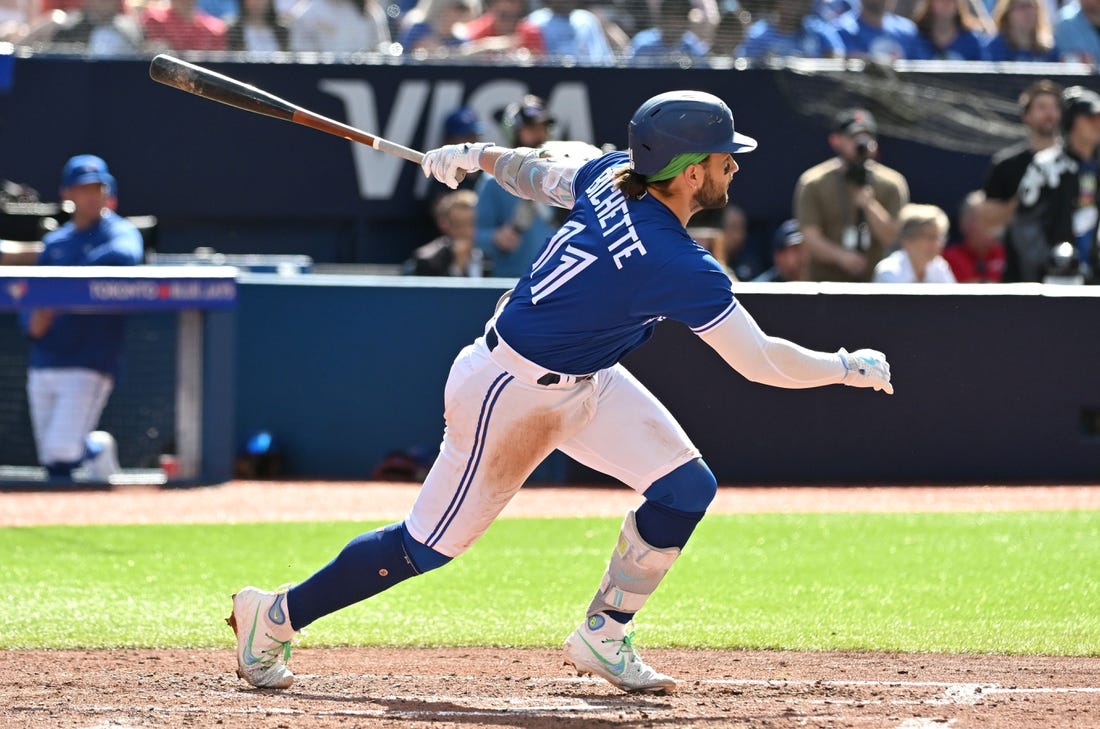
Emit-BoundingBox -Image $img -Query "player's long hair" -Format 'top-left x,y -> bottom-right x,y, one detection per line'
614,166 -> 674,200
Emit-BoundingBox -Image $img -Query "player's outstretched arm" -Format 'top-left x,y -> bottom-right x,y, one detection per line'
420,143 -> 588,208
697,306 -> 894,394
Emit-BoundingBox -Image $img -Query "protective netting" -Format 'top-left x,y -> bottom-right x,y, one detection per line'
774,59 -> 1071,156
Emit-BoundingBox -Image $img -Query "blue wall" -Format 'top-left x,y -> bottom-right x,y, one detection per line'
234,277 -> 1100,484
234,276 -> 510,476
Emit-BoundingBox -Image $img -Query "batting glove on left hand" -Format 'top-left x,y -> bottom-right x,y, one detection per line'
839,348 -> 894,395
421,143 -> 494,189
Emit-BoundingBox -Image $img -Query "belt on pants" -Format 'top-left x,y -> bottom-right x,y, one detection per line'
486,327 -> 594,387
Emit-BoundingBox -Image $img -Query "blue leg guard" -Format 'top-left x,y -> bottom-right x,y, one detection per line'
286,522 -> 450,630
637,458 -> 716,548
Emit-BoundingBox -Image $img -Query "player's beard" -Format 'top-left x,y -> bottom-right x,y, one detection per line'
694,170 -> 730,210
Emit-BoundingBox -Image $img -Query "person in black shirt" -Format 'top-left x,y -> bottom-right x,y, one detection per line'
1009,85 -> 1100,283
978,79 -> 1062,236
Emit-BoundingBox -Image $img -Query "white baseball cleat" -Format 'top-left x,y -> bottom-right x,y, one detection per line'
562,614 -> 677,694
227,587 -> 297,689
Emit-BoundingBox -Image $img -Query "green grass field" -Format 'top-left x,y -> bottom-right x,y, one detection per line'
2,511 -> 1098,655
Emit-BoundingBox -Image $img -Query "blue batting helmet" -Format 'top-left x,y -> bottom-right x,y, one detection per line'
627,91 -> 757,177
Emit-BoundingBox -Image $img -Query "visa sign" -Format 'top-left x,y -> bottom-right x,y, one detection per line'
318,79 -> 594,200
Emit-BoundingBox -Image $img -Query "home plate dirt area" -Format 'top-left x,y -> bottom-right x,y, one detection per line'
3,481 -> 1100,728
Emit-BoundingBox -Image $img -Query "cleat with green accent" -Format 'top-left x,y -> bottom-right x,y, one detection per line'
227,586 -> 297,689
561,614 -> 676,694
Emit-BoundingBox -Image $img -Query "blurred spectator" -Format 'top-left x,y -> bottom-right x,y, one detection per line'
872,203 -> 957,282
443,105 -> 486,145
794,108 -> 910,282
141,0 -> 227,50
439,105 -> 486,190
398,0 -> 474,54
910,0 -> 991,60
0,0 -> 43,42
834,0 -> 921,61
893,0 -> 922,18
1009,85 -> 1100,283
1055,0 -> 1100,64
464,0 -> 545,58
706,6 -> 750,56
735,0 -> 845,59
813,0 -> 859,21
717,202 -> 763,280
405,189 -> 488,276
475,94 -> 556,276
19,155 -> 143,483
985,0 -> 1058,61
978,79 -> 1061,236
944,190 -> 1006,282
43,0 -> 145,54
197,0 -> 238,22
642,0 -> 721,42
526,0 -> 615,63
753,218 -> 809,282
583,0 -> 639,55
626,0 -> 709,65
225,0 -> 289,50
287,0 -> 391,53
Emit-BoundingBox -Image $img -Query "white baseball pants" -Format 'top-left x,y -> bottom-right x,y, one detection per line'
405,325 -> 700,558
26,367 -> 113,466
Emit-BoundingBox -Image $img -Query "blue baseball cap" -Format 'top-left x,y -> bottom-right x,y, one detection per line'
61,154 -> 112,188
772,219 -> 804,252
444,107 -> 485,138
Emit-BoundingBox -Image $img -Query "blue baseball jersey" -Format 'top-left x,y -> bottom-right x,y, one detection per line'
835,12 -> 919,60
20,211 -> 143,374
495,151 -> 738,375
911,28 -> 989,61
735,17 -> 846,59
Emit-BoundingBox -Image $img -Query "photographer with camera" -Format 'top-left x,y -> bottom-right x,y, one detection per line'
793,108 -> 910,282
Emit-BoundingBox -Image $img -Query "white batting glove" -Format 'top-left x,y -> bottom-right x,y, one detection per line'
420,142 -> 494,189
839,348 -> 894,395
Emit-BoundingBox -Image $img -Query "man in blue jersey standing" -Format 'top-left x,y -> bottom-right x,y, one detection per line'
20,155 -> 143,483
227,91 -> 894,694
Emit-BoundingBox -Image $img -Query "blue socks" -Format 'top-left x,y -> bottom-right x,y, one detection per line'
286,522 -> 450,631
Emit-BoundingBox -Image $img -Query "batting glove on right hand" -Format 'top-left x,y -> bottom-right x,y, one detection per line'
839,348 -> 894,395
420,142 -> 494,189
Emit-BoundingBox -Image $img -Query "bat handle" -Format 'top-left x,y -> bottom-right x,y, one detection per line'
373,138 -> 424,165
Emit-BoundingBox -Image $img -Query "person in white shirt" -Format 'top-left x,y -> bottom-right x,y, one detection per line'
287,0 -> 390,53
873,203 -> 958,283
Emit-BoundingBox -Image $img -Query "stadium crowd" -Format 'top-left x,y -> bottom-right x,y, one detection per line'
3,0 -> 1098,286
2,0 -> 1098,65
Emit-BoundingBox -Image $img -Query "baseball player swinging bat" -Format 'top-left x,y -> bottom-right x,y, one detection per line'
148,54 -> 424,165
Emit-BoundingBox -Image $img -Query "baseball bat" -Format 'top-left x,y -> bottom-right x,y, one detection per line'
148,54 -> 424,165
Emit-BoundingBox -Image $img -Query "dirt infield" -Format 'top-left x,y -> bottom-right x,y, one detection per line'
4,481 -> 1100,728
